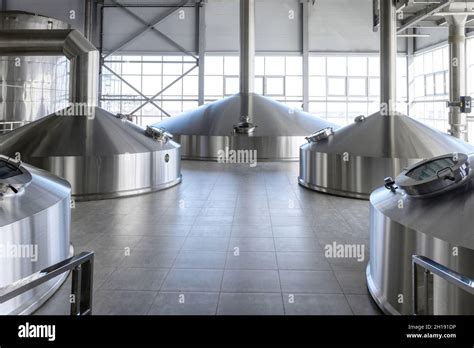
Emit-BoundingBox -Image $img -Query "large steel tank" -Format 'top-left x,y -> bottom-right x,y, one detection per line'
156,93 -> 338,161
298,0 -> 474,199
0,12 -> 182,201
0,156 -> 71,314
0,108 -> 182,201
298,113 -> 474,199
367,153 -> 474,315
154,0 -> 338,161
0,11 -> 69,132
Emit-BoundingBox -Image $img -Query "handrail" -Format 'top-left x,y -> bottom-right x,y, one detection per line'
412,255 -> 474,315
0,121 -> 29,133
0,251 -> 94,315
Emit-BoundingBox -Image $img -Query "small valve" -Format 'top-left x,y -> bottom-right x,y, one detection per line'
446,96 -> 472,113
384,177 -> 398,192
145,126 -> 173,143
233,116 -> 256,134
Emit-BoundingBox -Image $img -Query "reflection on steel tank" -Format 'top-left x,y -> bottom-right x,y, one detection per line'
0,12 -> 70,133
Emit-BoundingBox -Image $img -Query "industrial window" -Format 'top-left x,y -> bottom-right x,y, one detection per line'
204,55 -> 304,109
224,77 -> 239,95
308,54 -> 408,126
409,46 -> 450,132
328,77 -> 346,96
348,77 -> 367,96
101,55 -> 199,126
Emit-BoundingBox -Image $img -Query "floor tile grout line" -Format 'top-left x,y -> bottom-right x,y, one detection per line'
216,187 -> 237,315
145,224 -> 190,315
203,166 -> 231,315
311,223 -> 357,315
265,176 -> 287,315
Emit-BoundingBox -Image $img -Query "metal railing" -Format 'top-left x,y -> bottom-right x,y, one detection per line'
0,121 -> 29,134
0,251 -> 94,315
412,255 -> 474,315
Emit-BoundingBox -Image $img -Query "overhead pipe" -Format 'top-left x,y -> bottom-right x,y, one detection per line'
0,29 -> 99,106
239,0 -> 255,95
445,14 -> 468,140
379,0 -> 397,115
237,0 -> 256,131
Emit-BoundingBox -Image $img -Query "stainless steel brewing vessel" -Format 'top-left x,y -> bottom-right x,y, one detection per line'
155,93 -> 338,161
0,107 -> 182,200
367,153 -> 474,315
0,11 -> 69,131
0,156 -> 71,314
299,113 -> 474,199
0,12 -> 182,200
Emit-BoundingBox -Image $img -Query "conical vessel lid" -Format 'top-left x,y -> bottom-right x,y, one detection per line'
155,93 -> 339,137
306,112 -> 474,158
0,106 -> 177,158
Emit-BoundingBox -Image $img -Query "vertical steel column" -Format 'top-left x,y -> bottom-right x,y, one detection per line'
446,15 -> 468,140
302,0 -> 310,112
84,0 -> 94,40
380,0 -> 397,114
406,28 -> 415,116
240,0 -> 255,95
198,2 -> 206,106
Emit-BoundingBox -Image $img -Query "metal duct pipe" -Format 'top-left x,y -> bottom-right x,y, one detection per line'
0,29 -> 99,106
446,15 -> 468,141
239,0 -> 255,95
379,0 -> 397,114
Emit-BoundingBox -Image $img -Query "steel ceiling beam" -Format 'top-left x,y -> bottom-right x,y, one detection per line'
397,0 -> 453,33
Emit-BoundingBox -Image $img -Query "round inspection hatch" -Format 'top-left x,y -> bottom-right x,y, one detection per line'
395,153 -> 471,197
305,127 -> 334,143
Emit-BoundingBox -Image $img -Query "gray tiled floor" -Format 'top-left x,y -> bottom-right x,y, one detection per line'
35,161 -> 382,316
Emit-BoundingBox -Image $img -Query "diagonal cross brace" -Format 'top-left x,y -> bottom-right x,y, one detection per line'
103,64 -> 171,117
397,0 -> 453,33
112,1 -> 198,60
104,0 -> 191,58
130,63 -> 198,116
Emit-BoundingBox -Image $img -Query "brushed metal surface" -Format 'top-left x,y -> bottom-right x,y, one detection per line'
155,93 -> 339,161
299,112 -> 474,199
0,163 -> 71,315
0,12 -> 70,128
0,107 -> 182,200
0,29 -> 99,107
367,155 -> 474,315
